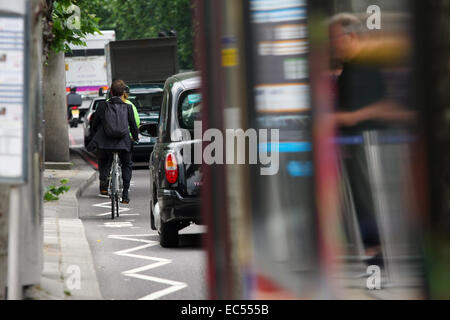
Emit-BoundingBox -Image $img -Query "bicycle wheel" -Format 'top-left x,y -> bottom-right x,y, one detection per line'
111,193 -> 115,220
110,170 -> 116,220
115,193 -> 120,217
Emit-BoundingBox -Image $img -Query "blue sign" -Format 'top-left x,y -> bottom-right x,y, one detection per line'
286,161 -> 313,177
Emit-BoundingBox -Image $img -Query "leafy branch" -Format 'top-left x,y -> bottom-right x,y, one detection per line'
44,179 -> 71,201
43,0 -> 101,58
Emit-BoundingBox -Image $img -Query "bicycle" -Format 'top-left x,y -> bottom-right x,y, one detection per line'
109,151 -> 123,219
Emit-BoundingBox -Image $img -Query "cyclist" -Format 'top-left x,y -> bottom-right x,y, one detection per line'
90,79 -> 139,204
98,85 -> 141,190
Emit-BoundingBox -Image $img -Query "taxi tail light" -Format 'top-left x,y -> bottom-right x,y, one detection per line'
165,152 -> 178,184
71,106 -> 78,110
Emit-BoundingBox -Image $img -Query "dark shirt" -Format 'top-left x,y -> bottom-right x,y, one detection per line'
337,59 -> 387,135
90,97 -> 139,152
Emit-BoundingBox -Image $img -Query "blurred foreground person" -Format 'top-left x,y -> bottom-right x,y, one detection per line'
329,13 -> 414,266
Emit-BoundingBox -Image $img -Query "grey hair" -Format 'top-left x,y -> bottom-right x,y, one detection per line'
329,13 -> 364,35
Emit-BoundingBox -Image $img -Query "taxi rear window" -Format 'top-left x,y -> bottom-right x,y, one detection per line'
178,91 -> 202,130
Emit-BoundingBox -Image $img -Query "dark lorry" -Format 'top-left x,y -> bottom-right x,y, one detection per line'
105,37 -> 179,163
139,72 -> 202,247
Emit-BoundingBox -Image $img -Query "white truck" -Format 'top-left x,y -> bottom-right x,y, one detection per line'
64,30 -> 116,116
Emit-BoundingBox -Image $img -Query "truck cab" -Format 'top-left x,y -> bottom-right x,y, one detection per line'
105,37 -> 179,164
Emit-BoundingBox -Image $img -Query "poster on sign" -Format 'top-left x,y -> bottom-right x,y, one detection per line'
0,15 -> 27,184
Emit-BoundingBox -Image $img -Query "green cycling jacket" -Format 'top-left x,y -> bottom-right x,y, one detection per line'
125,99 -> 140,128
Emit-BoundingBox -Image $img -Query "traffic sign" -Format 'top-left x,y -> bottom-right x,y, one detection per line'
0,13 -> 28,184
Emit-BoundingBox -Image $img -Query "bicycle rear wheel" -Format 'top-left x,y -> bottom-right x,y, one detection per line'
110,168 -> 116,220
110,152 -> 120,220
115,193 -> 119,217
111,194 -> 115,220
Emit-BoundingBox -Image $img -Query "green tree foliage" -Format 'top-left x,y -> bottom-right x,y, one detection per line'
76,0 -> 195,70
46,0 -> 101,54
75,0 -> 117,30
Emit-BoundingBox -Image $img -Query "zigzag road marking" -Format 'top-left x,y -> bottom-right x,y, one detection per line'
108,234 -> 188,300
92,201 -> 132,217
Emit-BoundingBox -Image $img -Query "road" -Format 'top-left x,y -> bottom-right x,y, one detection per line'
69,125 -> 207,300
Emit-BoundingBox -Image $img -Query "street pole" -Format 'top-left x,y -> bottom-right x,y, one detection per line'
7,187 -> 22,300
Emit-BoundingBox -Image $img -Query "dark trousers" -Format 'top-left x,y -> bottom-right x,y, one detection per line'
341,144 -> 381,248
98,149 -> 133,190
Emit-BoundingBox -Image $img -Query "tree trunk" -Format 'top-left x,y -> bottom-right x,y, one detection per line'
43,50 -> 70,162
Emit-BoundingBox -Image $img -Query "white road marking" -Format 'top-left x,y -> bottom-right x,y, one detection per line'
100,222 -> 133,228
94,212 -> 140,217
108,234 -> 187,300
93,201 -> 113,208
96,212 -> 112,217
92,201 -> 131,216
92,200 -> 186,299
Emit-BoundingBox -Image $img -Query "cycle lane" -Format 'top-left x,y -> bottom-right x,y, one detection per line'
78,167 -> 207,300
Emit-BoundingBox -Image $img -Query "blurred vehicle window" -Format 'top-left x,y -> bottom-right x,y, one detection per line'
178,91 -> 202,129
128,93 -> 162,111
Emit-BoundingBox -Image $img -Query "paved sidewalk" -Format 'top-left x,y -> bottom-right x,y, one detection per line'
25,150 -> 102,300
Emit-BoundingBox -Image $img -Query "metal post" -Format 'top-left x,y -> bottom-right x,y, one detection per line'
7,187 -> 22,300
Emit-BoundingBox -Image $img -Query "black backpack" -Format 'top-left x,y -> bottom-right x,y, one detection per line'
103,101 -> 129,138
